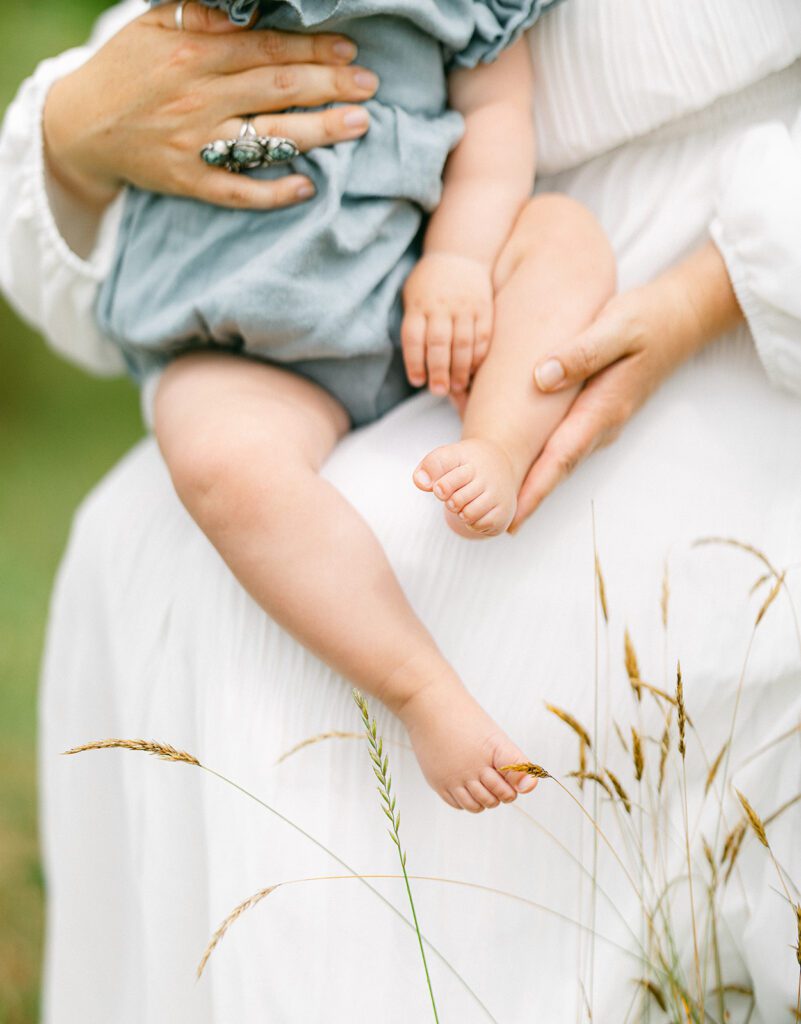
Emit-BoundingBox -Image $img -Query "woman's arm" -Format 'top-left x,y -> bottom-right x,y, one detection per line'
0,0 -> 377,374
510,239 -> 743,527
401,40 -> 534,393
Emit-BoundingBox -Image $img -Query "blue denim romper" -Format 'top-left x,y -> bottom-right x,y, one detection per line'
96,0 -> 559,426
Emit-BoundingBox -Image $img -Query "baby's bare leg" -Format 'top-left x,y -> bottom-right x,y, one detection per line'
154,353 -> 535,811
415,195 -> 616,536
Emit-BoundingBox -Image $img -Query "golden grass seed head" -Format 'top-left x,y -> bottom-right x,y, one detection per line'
676,662 -> 686,758
637,978 -> 668,1013
595,555 -> 609,623
62,738 -> 201,766
500,762 -> 550,779
630,727 -> 645,782
735,789 -> 769,848
704,742 -> 728,796
567,771 -> 614,800
197,885 -> 278,978
624,629 -> 643,702
545,703 -> 592,749
604,768 -> 632,814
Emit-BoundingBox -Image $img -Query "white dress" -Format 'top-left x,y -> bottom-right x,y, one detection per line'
2,2 -> 801,1021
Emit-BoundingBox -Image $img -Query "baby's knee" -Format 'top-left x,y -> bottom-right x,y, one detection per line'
497,193 -> 616,294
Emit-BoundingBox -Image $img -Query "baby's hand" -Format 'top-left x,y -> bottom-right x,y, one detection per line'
401,253 -> 494,395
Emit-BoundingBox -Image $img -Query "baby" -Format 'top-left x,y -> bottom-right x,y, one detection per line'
97,0 -> 614,812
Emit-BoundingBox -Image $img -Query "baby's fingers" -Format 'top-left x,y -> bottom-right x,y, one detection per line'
450,314 -> 474,393
426,313 -> 453,396
472,310 -> 493,373
401,311 -> 427,387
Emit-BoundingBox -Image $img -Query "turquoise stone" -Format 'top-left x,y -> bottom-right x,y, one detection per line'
200,140 -> 233,168
265,138 -> 299,164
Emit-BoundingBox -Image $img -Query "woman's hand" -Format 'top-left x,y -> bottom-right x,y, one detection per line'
510,241 -> 744,529
43,1 -> 378,211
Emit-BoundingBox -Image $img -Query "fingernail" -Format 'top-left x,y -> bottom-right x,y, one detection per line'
433,482 -> 445,498
296,182 -> 315,199
343,108 -> 369,130
430,383 -> 446,396
353,69 -> 379,91
414,469 -> 431,487
535,358 -> 565,391
447,499 -> 457,511
333,40 -> 357,60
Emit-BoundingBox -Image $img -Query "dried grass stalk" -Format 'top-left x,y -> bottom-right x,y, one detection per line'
198,885 -> 278,977
638,978 -> 668,1012
275,731 -> 363,765
630,728 -> 644,782
661,561 -> 670,631
614,721 -> 629,754
693,536 -> 777,576
545,704 -> 592,749
624,629 -> 643,702
676,663 -> 686,759
500,763 -> 551,779
735,789 -> 769,848
567,771 -> 614,800
604,769 -> 632,814
595,555 -> 609,623
63,739 -> 200,766
704,742 -> 728,795
755,571 -> 785,626
723,821 -> 747,883
795,904 -> 801,968
657,713 -> 671,794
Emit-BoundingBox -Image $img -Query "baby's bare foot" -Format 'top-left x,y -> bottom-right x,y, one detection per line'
413,438 -> 518,538
397,680 -> 537,812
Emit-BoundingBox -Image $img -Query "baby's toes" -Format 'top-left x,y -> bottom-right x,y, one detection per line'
453,785 -> 485,814
414,444 -> 467,493
459,491 -> 500,529
471,503 -> 513,538
466,779 -> 500,810
479,766 -> 517,804
432,464 -> 474,504
445,475 -> 484,514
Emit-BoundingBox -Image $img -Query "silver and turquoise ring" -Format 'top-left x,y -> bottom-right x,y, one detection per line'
200,117 -> 300,173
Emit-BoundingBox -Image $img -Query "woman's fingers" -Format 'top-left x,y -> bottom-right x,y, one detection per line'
219,105 -> 369,153
146,1 -> 253,33
226,63 -> 378,113
510,384 -> 613,529
533,307 -> 631,393
195,168 -> 315,210
219,29 -> 359,71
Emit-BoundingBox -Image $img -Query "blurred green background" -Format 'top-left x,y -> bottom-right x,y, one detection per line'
0,4 -> 143,1020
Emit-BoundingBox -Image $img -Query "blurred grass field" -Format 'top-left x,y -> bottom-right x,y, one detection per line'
0,4 -> 144,1019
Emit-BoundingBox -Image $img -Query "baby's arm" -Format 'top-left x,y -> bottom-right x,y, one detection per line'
402,40 -> 535,395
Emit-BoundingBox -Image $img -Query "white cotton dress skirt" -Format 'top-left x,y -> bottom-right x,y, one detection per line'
40,67 -> 801,1024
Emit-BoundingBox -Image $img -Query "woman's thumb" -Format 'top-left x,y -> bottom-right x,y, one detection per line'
533,315 -> 621,393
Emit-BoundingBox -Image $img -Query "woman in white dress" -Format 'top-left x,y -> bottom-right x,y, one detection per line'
2,1 -> 801,1020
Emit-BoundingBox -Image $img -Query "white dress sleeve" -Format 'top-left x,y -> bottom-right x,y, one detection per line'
711,106 -> 801,397
0,1 -> 140,376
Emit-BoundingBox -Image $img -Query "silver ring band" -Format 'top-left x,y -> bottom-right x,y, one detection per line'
175,0 -> 190,30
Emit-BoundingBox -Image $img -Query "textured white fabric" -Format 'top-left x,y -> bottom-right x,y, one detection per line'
2,0 -> 801,388
40,71 -> 801,1021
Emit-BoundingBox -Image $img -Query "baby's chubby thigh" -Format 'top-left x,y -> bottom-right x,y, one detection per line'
153,352 -> 350,529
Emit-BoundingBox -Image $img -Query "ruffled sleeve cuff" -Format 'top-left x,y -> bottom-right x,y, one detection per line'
449,0 -> 562,69
0,48 -> 126,375
710,115 -> 801,397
